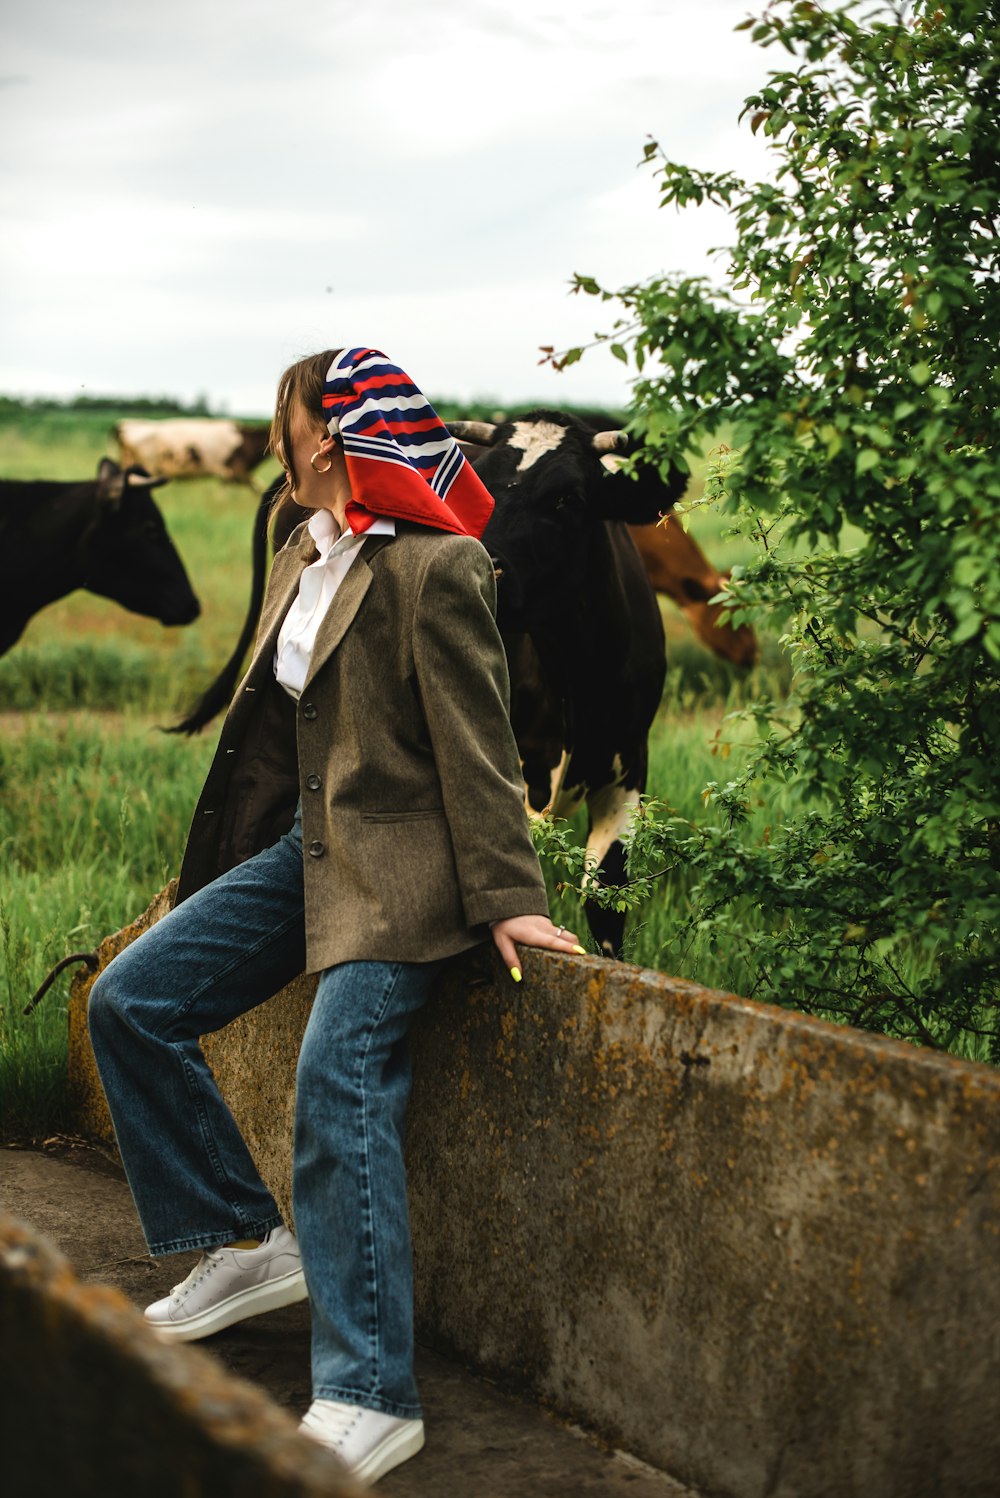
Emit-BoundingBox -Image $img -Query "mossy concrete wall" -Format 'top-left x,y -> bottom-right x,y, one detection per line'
68,890 -> 1000,1498
0,1212 -> 356,1497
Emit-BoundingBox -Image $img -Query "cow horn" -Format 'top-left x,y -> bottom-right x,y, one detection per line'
124,466 -> 168,490
591,430 -> 629,454
447,421 -> 499,446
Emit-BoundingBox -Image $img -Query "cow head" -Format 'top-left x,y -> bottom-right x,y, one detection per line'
627,514 -> 759,667
450,410 -> 679,636
82,459 -> 200,625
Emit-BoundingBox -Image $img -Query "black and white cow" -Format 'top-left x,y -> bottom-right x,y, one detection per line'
451,410 -> 686,956
0,459 -> 200,654
113,418 -> 271,482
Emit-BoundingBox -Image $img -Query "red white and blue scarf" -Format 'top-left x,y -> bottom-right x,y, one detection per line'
322,347 -> 494,540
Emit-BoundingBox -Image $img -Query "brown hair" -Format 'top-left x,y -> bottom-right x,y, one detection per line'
268,349 -> 343,542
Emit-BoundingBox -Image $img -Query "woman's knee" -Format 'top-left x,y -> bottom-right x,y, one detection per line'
87,963 -> 124,1039
87,946 -> 146,1038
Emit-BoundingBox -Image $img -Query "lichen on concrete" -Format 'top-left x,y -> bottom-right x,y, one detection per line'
0,1212 -> 357,1496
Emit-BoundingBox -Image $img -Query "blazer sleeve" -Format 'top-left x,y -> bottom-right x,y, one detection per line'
412,536 -> 550,928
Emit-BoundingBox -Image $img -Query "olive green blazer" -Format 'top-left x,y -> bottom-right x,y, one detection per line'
176,520 -> 549,971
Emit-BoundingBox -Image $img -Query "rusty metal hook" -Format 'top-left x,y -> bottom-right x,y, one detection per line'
23,951 -> 100,1017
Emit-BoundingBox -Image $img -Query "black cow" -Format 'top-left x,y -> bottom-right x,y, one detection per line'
0,458 -> 200,654
450,410 -> 685,956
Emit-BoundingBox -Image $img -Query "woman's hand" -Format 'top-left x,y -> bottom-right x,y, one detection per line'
490,915 -> 586,982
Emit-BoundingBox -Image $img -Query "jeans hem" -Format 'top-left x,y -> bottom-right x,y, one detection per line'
148,1214 -> 285,1258
312,1385 -> 422,1421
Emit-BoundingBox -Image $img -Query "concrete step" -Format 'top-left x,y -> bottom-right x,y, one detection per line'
0,1142 -> 693,1497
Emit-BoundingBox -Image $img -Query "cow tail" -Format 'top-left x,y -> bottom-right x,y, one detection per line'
165,488 -> 273,735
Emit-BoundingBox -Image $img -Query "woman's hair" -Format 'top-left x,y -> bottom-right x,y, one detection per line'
268,349 -> 342,541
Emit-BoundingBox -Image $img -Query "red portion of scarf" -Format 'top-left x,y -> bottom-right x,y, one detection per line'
322,347 -> 494,540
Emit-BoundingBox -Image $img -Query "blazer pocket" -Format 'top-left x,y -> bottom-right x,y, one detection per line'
360,808 -> 445,823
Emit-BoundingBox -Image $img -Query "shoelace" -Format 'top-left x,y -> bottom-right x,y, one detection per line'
300,1403 -> 362,1447
169,1248 -> 225,1301
167,1232 -> 279,1303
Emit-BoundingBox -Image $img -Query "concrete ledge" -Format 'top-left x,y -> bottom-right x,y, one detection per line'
0,1212 -> 355,1497
68,891 -> 1000,1498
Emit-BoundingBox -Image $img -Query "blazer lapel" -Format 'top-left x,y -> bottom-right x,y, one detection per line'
301,532 -> 395,692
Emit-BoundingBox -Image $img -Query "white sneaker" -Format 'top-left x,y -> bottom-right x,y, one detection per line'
299,1399 -> 425,1484
144,1225 -> 307,1341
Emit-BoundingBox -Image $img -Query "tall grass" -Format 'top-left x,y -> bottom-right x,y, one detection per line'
0,712 -> 216,1137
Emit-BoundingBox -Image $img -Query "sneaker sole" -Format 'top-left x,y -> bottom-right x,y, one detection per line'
146,1268 -> 308,1342
352,1420 -> 425,1485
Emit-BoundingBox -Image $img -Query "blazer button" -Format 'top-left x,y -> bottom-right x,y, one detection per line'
308,840 -> 325,858
301,701 -> 318,721
305,773 -> 322,791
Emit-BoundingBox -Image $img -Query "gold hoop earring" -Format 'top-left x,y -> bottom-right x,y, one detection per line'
310,449 -> 333,474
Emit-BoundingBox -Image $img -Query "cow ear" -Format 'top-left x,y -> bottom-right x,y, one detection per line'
594,455 -> 675,525
96,457 -> 126,506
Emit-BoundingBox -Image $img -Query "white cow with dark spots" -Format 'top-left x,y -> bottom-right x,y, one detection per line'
113,419 -> 271,482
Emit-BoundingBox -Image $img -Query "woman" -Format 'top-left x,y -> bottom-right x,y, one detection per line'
88,346 -> 582,1486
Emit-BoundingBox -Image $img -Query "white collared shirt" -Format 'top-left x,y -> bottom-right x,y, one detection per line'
273,509 -> 396,700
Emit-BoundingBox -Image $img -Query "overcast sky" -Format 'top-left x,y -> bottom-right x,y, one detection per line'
2,0 -> 774,415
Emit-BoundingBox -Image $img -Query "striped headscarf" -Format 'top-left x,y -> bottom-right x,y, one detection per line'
322,347 -> 494,540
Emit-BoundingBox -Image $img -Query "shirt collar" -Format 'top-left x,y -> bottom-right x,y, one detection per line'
306,508 -> 395,556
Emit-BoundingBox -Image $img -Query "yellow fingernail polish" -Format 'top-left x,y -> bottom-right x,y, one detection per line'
573,946 -> 587,955
510,967 -> 522,983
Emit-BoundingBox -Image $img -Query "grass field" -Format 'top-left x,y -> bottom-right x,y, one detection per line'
0,402 -> 838,1135
0,711 -> 217,1136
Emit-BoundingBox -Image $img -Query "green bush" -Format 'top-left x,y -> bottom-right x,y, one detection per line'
545,0 -> 1000,1056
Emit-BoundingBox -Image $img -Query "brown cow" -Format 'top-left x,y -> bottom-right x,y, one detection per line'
628,515 -> 758,667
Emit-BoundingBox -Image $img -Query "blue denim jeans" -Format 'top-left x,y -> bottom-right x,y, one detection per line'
88,807 -> 442,1418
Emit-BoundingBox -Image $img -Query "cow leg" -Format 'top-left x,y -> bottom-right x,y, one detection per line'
584,838 -> 628,959
582,772 -> 637,959
524,747 -> 571,819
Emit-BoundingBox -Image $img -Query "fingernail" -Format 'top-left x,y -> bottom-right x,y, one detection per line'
572,946 -> 587,956
510,967 -> 522,983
